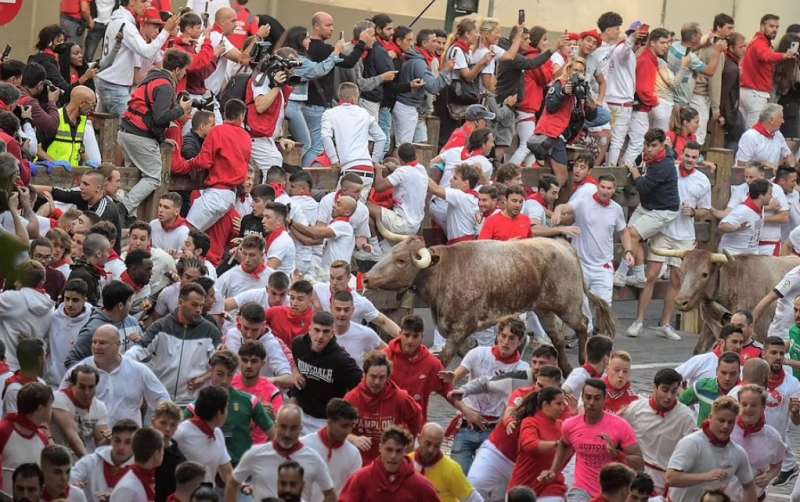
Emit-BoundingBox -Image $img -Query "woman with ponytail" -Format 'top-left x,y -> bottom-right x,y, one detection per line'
667,106 -> 701,158
507,387 -> 569,501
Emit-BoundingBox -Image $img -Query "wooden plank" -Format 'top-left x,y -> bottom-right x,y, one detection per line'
413,144 -> 437,167
91,113 -> 119,164
424,115 -> 440,151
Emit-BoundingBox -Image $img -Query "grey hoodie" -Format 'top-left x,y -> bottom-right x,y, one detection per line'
0,288 -> 54,370
64,307 -> 143,369
396,49 -> 450,108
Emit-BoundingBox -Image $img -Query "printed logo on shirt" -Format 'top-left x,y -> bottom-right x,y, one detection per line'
297,360 -> 334,383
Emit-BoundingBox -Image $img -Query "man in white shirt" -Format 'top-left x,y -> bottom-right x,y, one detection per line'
126,221 -> 176,296
321,82 -> 386,202
290,195 -> 358,281
568,154 -> 599,202
63,324 -> 170,427
368,144 -> 429,236
629,142 -> 712,340
262,202 -> 296,277
95,0 -> 179,116
149,192 -> 189,254
316,173 -> 372,253
288,171 -> 321,277
754,265 -> 800,340
718,179 -> 772,255
224,404 -> 337,502
302,398 -> 362,499
736,103 -> 797,169
46,279 -> 92,386
331,290 -> 385,367
110,427 -> 164,502
223,302 -> 293,384
524,174 -> 579,238
776,167 -> 800,241
40,445 -> 88,502
204,7 -> 249,97
427,163 -> 481,244
51,364 -> 110,458
70,419 -> 137,502
153,257 -> 223,320
676,324 -> 745,385
215,235 -> 272,299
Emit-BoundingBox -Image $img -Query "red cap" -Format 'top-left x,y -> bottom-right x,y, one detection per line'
580,29 -> 602,45
141,8 -> 165,26
567,32 -> 582,41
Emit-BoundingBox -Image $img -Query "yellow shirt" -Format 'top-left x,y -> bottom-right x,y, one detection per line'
409,452 -> 475,502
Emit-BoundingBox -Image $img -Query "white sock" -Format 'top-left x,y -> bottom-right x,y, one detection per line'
633,265 -> 645,278
616,261 -> 629,276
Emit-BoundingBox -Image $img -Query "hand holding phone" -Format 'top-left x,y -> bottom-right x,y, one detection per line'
339,31 -> 344,41
789,41 -> 800,55
518,9 -> 525,25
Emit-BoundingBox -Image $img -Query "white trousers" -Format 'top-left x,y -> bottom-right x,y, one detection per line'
690,94 -> 711,145
467,441 -> 514,502
186,188 -> 235,232
606,103 -> 633,166
359,98 -> 380,121
740,88 -> 770,130
392,101 -> 419,146
509,111 -> 537,166
582,263 -> 613,305
621,101 -> 673,167
251,137 -> 283,182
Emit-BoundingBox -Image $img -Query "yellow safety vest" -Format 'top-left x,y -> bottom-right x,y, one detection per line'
46,107 -> 87,167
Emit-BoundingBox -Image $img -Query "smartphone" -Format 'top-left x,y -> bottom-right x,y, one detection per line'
87,61 -> 98,69
791,41 -> 800,54
339,31 -> 344,41
518,9 -> 525,24
1,45 -> 10,60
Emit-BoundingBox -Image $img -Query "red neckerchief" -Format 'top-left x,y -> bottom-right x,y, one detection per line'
120,271 -> 144,293
768,368 -> 786,391
592,192 -> 610,207
5,413 -> 47,442
450,38 -> 471,55
702,419 -> 730,447
644,148 -> 667,165
43,48 -> 58,60
603,376 -> 631,397
461,147 -> 486,160
270,183 -> 286,198
414,448 -> 443,474
408,160 -> 420,167
108,249 -> 121,261
743,197 -> 762,215
50,257 -> 71,269
679,163 -> 695,178
527,192 -> 547,206
4,371 -> 36,395
266,227 -> 286,250
0,361 -> 8,375
242,262 -> 267,280
351,39 -> 370,60
465,189 -> 480,199
753,122 -> 775,139
42,485 -> 70,501
130,464 -> 156,501
63,387 -> 90,411
318,427 -> 344,460
417,46 -> 435,68
582,363 -> 601,378
161,215 -> 187,232
189,417 -> 216,440
94,263 -> 110,278
383,39 -> 405,59
491,346 -> 521,364
590,496 -> 611,502
273,441 -> 303,459
737,414 -> 766,436
575,175 -> 598,187
332,216 -> 351,223
648,396 -> 676,418
102,461 -> 129,488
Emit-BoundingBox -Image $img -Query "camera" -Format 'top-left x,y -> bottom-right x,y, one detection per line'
252,50 -> 302,87
568,72 -> 590,101
43,80 -> 59,94
178,92 -> 215,112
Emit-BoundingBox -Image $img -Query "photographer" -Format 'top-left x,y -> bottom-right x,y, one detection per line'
0,82 -> 37,162
246,47 -> 295,183
119,49 -> 192,217
528,57 -> 598,188
17,62 -> 61,146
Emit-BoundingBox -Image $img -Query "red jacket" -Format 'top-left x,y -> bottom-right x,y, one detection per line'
385,338 -> 451,421
518,49 -> 554,113
228,3 -> 259,50
166,124 -> 190,174
339,457 -> 439,502
344,380 -> 422,465
635,48 -> 659,112
245,83 -> 292,138
740,32 -> 785,92
188,123 -> 252,189
169,37 -> 218,95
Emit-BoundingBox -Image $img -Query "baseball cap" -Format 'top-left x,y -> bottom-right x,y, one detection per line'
142,8 -> 165,26
465,104 -> 495,122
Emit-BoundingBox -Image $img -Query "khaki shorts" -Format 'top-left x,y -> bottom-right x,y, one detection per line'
629,206 -> 679,240
647,233 -> 695,267
380,207 -> 418,235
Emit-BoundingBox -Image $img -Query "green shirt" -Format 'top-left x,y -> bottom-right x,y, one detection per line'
789,326 -> 800,380
678,377 -> 722,425
186,387 -> 273,464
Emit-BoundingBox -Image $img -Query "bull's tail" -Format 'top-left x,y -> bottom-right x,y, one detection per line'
586,290 -> 616,337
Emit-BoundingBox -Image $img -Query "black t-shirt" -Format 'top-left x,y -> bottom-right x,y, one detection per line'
239,213 -> 266,238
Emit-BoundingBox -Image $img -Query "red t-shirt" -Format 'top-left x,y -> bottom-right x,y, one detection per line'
487,386 -> 537,461
478,212 -> 532,241
509,412 -> 566,496
265,306 -> 314,347
385,338 -> 451,421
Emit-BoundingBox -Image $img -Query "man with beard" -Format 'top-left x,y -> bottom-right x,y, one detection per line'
224,404 -> 335,502
411,422 -> 481,502
10,463 -> 44,502
275,461 -> 306,502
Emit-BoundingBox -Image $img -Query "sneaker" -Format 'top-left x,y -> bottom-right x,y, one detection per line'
626,320 -> 643,338
773,467 -> 798,487
657,324 -> 682,341
613,271 -> 628,288
626,275 -> 647,289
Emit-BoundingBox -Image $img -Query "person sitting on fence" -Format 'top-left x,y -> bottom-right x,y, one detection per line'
368,144 -> 428,242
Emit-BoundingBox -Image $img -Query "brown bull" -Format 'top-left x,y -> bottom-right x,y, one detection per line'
651,248 -> 800,353
363,236 -> 615,374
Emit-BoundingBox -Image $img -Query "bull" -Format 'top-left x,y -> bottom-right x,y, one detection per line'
363,234 -> 615,374
651,248 -> 800,353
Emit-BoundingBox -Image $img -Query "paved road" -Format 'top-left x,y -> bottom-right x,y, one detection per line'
422,299 -> 798,501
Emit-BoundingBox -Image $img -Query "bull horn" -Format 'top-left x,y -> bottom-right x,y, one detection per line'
650,247 -> 689,259
413,247 -> 432,269
710,252 -> 729,264
376,221 -> 407,243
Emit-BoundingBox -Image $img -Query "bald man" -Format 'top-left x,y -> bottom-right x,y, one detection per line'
204,7 -> 251,96
411,423 -> 482,502
44,85 -> 101,166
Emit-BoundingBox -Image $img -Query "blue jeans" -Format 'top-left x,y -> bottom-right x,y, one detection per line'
585,105 -> 612,128
451,427 -> 491,475
302,104 -> 326,166
378,106 -> 393,159
95,78 -> 131,118
286,100 -> 311,162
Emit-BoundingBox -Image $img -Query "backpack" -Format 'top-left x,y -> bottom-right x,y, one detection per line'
218,73 -> 252,111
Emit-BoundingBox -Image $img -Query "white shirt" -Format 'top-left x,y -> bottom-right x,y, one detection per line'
317,192 -> 371,238
471,44 -> 505,75
52,390 -> 109,453
223,327 -> 292,377
719,203 -> 764,255
321,220 -> 355,272
571,195 -> 626,266
459,346 -> 530,418
96,7 -> 171,87
675,352 -> 718,386
387,163 -> 429,232
602,34 -> 639,103
173,419 -> 231,483
663,167 -> 712,241
104,257 -> 125,281
155,281 -> 224,317
321,104 -> 385,170
267,231 -> 296,277
216,264 -> 272,299
313,283 -> 381,324
770,265 -> 800,339
335,322 -> 384,367
291,195 -> 320,267
586,41 -> 614,98
763,183 -> 790,244
764,372 -> 800,435
232,442 -> 334,502
71,446 -> 134,502
62,356 -> 170,427
93,0 -> 116,24
440,147 -> 493,188
562,366 -> 599,398
444,188 -> 480,240
46,303 -> 93,386
110,469 -> 147,502
726,182 -> 749,209
736,128 -> 792,166
0,422 -> 47,494
782,189 -> 800,241
522,197 -> 548,226
569,181 -> 598,203
149,219 -> 190,253
729,423 -> 788,499
204,30 -> 236,95
302,430 -> 362,499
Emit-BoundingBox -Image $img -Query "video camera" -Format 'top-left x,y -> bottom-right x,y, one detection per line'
251,42 -> 303,87
568,72 -> 590,101
178,92 -> 215,112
